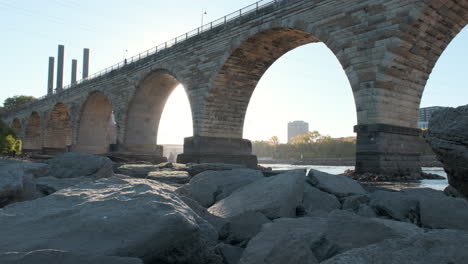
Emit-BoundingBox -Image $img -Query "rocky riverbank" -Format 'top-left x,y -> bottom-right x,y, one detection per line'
1,153 -> 468,263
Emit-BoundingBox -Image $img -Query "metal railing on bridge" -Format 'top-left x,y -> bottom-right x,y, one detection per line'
3,0 -> 286,116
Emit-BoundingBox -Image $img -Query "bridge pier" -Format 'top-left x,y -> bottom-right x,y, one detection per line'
177,136 -> 258,168
354,124 -> 422,178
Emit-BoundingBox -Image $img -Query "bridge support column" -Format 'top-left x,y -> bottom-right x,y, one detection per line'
354,124 -> 422,179
177,136 -> 258,168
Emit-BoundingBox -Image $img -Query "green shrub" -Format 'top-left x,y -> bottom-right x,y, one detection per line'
0,120 -> 22,155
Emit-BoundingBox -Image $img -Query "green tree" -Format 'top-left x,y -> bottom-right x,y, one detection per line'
0,120 -> 22,155
3,95 -> 36,111
291,131 -> 322,145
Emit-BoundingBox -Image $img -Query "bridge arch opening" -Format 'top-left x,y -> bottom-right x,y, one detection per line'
76,91 -> 116,154
124,70 -> 189,159
44,103 -> 72,153
11,118 -> 22,138
23,112 -> 42,151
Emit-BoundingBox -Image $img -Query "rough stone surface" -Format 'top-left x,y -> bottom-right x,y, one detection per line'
215,244 -> 244,264
302,184 -> 341,215
187,163 -> 247,177
46,153 -> 114,179
208,170 -> 305,219
0,163 -> 41,207
225,211 -> 271,245
0,250 -> 143,264
369,190 -> 419,222
0,177 -> 221,263
115,163 -> 183,178
35,176 -> 94,195
307,169 -> 367,197
417,195 -> 468,230
425,105 -> 468,199
239,217 -> 325,264
179,168 -> 264,207
322,230 -> 468,264
147,170 -> 191,184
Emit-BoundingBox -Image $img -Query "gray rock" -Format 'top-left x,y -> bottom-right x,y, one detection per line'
215,244 -> 243,264
187,163 -> 246,177
424,105 -> 468,199
355,204 -> 377,218
0,177 -> 221,263
19,162 -> 50,178
46,152 -> 113,179
370,218 -> 423,237
0,250 -> 143,264
445,185 -> 465,198
239,217 -> 325,264
418,195 -> 468,230
342,195 -> 370,211
225,211 -> 271,245
208,170 -> 305,219
302,184 -> 341,215
369,190 -> 419,222
322,229 -> 468,264
324,210 -> 420,257
0,164 -> 41,207
147,170 -> 190,184
178,195 -> 229,239
179,169 -> 264,208
116,163 -> 168,178
307,169 -> 366,197
35,176 -> 94,195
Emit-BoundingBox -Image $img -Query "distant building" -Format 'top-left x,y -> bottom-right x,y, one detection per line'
288,121 -> 309,143
418,106 -> 445,129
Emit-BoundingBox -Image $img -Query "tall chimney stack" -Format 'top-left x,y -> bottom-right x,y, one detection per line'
82,48 -> 89,78
71,59 -> 77,84
56,45 -> 64,92
47,57 -> 55,96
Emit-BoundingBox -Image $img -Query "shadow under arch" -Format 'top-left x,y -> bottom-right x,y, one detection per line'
180,27 -> 356,167
44,103 -> 72,154
123,69 -> 187,161
23,112 -> 42,151
11,118 -> 21,138
75,91 -> 116,154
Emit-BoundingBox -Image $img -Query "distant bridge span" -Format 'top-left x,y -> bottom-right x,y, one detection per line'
2,0 -> 467,176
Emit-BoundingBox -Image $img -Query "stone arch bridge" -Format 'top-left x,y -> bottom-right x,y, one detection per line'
2,0 -> 467,177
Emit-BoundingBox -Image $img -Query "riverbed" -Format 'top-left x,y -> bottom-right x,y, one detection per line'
261,164 -> 448,191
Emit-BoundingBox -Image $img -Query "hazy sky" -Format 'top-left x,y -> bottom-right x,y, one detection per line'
1,0 -> 467,144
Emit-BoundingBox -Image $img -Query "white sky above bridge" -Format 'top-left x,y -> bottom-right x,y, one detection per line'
0,0 -> 467,144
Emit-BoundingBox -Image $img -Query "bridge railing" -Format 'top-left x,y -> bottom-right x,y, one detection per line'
3,0 -> 286,117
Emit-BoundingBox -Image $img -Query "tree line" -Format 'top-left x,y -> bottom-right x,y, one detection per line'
252,131 -> 356,159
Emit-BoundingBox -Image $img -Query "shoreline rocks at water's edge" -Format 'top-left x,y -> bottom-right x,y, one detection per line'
1,153 -> 468,263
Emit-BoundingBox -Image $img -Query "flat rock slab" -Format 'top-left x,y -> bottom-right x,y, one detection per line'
46,152 -> 113,179
179,168 -> 264,207
208,170 -> 305,219
0,250 -> 143,264
187,163 -> 246,177
322,230 -> 468,264
307,169 -> 366,197
0,177 -> 219,263
147,170 -> 191,184
35,176 -> 94,195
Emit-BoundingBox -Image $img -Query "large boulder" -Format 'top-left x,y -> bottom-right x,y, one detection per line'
307,169 -> 366,197
0,163 -> 42,207
239,217 -> 326,264
425,105 -> 468,199
35,176 -> 94,195
0,250 -> 143,264
46,152 -> 113,179
225,211 -> 271,245
187,163 -> 246,177
208,170 -> 305,219
178,169 -> 264,207
302,184 -> 341,215
0,177 -> 221,263
115,163 -> 187,178
369,190 -> 419,222
322,229 -> 468,264
147,170 -> 191,184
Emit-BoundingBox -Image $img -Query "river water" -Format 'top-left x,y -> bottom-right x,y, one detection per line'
260,164 -> 449,191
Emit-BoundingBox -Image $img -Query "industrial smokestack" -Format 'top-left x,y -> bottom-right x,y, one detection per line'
56,45 -> 64,92
82,48 -> 89,79
71,59 -> 77,84
47,57 -> 55,96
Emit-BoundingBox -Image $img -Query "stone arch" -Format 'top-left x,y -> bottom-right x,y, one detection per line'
11,118 -> 22,138
44,103 -> 72,153
201,27 -> 351,138
75,91 -> 115,154
23,112 -> 42,151
123,69 -> 185,155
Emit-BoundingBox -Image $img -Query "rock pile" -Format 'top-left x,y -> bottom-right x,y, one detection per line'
1,153 -> 468,263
